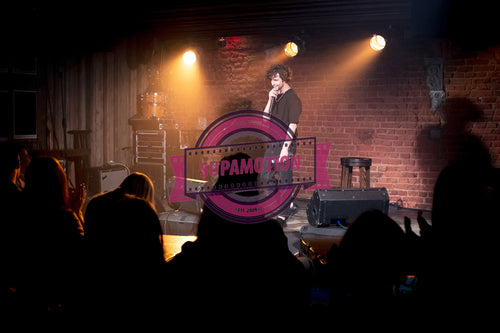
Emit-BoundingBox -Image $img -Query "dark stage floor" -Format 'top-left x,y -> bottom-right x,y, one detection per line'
158,197 -> 432,257
285,198 -> 431,256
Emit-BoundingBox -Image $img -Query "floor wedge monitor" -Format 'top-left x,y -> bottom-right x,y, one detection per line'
307,187 -> 389,227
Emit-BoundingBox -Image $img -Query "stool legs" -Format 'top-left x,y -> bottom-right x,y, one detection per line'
359,166 -> 370,189
341,165 -> 353,189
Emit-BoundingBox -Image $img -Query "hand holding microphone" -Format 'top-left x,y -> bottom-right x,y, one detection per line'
268,88 -> 279,112
269,96 -> 275,112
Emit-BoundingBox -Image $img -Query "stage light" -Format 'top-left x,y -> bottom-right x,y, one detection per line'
370,35 -> 386,51
183,50 -> 197,65
284,41 -> 299,57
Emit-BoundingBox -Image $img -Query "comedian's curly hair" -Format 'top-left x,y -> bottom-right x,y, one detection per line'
266,64 -> 292,82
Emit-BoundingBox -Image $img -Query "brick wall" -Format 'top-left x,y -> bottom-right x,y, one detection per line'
290,38 -> 439,210
444,46 -> 500,167
182,35 -> 499,211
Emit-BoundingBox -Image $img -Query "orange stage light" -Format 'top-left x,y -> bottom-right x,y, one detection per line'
370,35 -> 386,51
284,42 -> 299,57
183,50 -> 197,65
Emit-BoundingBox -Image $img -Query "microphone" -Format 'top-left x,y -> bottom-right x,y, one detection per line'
269,96 -> 275,112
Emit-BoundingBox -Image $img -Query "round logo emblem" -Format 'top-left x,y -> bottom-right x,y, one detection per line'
189,110 -> 304,223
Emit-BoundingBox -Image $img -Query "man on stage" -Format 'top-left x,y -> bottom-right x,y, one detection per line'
262,64 -> 302,226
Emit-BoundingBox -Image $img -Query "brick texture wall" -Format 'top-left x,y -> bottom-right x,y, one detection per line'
177,35 -> 499,211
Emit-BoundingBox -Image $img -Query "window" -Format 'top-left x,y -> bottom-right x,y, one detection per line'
13,90 -> 38,139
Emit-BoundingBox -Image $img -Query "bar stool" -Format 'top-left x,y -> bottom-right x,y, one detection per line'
340,157 -> 372,189
67,130 -> 92,187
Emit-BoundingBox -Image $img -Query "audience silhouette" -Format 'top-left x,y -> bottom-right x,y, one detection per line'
84,172 -> 158,255
327,209 -> 407,300
118,171 -> 156,209
15,144 -> 31,191
1,142 -> 23,311
168,153 -> 310,321
168,206 -> 310,320
16,157 -> 85,315
82,172 -> 167,321
402,211 -> 432,295
427,98 -> 499,301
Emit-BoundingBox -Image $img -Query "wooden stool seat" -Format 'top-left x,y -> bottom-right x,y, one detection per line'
340,157 -> 372,189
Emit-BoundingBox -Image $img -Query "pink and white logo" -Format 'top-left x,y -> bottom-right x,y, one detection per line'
169,110 -> 331,223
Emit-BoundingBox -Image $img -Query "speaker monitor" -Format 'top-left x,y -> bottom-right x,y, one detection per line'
100,167 -> 129,193
307,187 -> 389,227
87,164 -> 129,195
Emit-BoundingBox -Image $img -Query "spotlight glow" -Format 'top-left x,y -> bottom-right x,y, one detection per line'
183,51 -> 197,65
284,42 -> 299,57
370,35 -> 386,51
